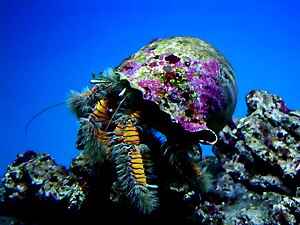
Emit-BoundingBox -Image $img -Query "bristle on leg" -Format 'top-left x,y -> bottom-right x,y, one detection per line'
78,118 -> 111,163
112,144 -> 158,214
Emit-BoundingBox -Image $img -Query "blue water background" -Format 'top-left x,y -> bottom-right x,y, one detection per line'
1,0 -> 299,177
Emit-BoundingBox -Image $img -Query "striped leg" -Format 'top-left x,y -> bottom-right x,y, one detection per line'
111,113 -> 158,214
68,85 -> 100,118
174,149 -> 213,194
77,98 -> 114,163
151,128 -> 212,193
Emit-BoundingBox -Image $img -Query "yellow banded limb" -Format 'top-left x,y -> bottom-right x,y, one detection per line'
123,134 -> 140,142
130,158 -> 143,164
124,139 -> 140,145
130,163 -> 144,170
130,111 -> 141,120
93,100 -> 110,117
130,154 -> 142,159
114,123 -> 124,136
191,161 -> 203,177
133,174 -> 146,179
124,125 -> 137,131
129,149 -> 148,185
96,100 -> 109,113
123,131 -> 139,136
136,178 -> 147,185
131,168 -> 145,174
80,85 -> 99,97
123,121 -> 140,145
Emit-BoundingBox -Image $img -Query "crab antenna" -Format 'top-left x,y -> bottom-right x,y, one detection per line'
103,94 -> 128,134
25,101 -> 67,139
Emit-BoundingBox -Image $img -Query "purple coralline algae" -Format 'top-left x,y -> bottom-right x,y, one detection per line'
115,36 -> 238,136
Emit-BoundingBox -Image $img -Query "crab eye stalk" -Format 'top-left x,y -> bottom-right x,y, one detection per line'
90,79 -> 111,84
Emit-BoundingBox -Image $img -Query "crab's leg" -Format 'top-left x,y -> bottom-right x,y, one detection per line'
68,84 -> 101,118
150,128 -> 212,193
68,68 -> 123,117
77,98 -> 115,163
111,112 -> 158,214
172,148 -> 213,194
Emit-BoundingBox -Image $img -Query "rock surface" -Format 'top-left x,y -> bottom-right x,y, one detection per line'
1,90 -> 299,224
211,90 -> 300,224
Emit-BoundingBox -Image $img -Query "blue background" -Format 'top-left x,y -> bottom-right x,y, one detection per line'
1,0 -> 299,177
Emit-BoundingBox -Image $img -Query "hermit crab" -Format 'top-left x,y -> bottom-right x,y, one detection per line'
68,36 -> 238,214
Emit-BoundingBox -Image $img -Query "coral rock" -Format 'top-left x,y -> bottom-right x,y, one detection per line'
0,150 -> 86,223
211,90 -> 300,224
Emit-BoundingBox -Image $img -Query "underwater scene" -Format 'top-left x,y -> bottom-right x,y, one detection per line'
0,1 -> 299,224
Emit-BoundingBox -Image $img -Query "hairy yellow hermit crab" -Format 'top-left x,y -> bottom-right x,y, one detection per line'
68,36 -> 238,214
